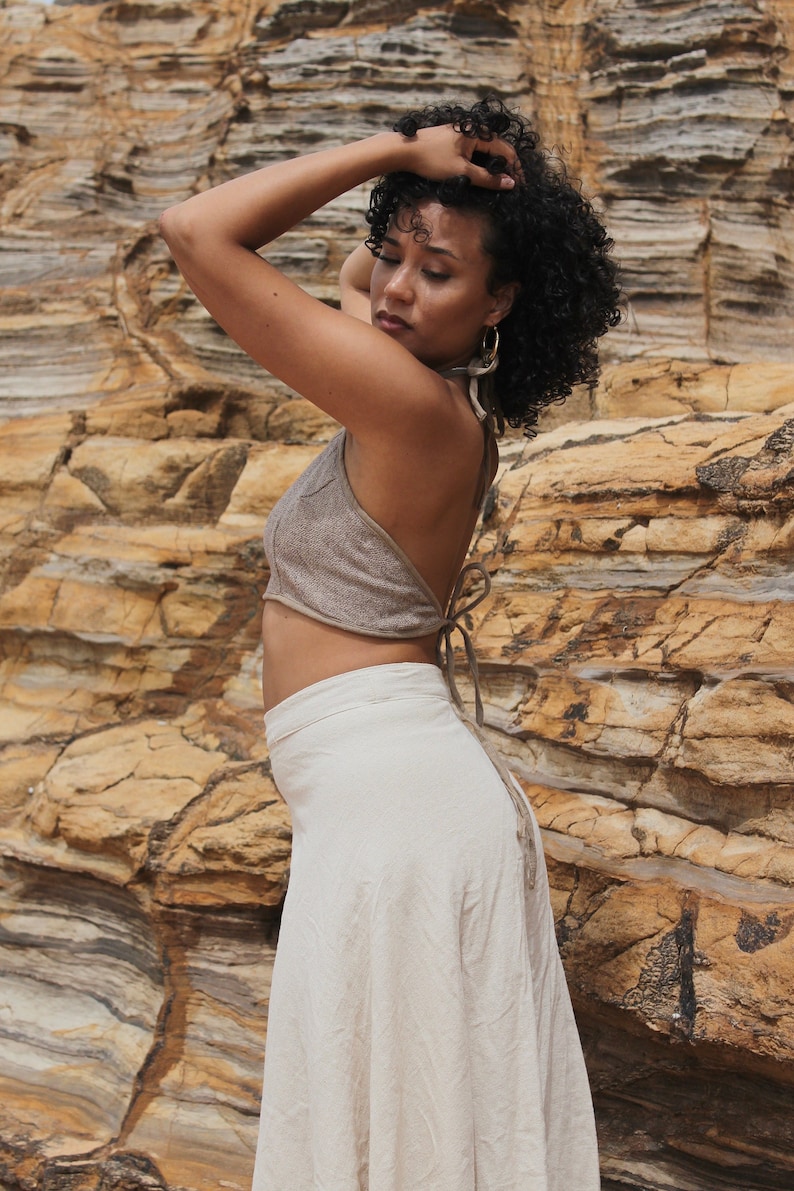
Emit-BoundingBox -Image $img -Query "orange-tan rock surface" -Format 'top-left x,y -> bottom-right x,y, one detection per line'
1,1 -> 793,1189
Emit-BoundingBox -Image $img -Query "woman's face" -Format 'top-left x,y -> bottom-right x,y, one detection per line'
370,201 -> 515,371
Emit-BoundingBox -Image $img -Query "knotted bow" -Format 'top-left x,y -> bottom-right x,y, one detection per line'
443,352 -> 506,438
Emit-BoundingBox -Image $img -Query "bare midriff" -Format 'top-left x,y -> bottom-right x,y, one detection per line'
261,600 -> 438,713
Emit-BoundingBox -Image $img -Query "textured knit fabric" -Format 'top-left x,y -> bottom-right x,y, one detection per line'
263,429 -> 447,638
262,427 -> 494,725
252,663 -> 600,1191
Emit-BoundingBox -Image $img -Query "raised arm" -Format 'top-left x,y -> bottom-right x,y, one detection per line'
159,128 -> 515,443
339,243 -> 375,324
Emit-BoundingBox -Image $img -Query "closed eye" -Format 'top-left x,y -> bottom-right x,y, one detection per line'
376,252 -> 449,280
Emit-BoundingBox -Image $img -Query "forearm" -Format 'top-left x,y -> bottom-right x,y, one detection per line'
339,242 -> 375,320
160,132 -> 407,254
160,123 -> 516,261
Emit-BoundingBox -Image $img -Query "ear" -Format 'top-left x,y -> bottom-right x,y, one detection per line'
485,280 -> 521,326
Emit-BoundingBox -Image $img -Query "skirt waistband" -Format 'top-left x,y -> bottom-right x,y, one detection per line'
264,662 -> 450,746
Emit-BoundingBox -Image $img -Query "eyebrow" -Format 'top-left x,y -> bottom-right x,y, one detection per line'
382,234 -> 460,261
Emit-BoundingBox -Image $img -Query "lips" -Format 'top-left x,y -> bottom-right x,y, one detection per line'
376,311 -> 411,333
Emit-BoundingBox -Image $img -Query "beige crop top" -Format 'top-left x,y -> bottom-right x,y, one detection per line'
263,428 -> 490,722
262,360 -> 502,725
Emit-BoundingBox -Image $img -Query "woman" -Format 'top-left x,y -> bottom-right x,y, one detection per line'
161,97 -> 620,1191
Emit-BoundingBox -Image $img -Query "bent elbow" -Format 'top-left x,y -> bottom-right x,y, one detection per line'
159,204 -> 183,248
158,206 -> 173,244
158,203 -> 189,252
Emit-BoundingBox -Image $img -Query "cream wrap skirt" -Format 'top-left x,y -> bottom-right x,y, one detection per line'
252,662 -> 599,1191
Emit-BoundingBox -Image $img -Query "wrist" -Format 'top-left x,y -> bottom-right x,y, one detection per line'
365,130 -> 417,177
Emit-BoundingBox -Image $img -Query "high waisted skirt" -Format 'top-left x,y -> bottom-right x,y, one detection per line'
252,663 -> 599,1191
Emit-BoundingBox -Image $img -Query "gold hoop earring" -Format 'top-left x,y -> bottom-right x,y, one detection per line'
480,325 -> 500,367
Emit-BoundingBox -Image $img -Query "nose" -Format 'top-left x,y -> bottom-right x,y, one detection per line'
383,262 -> 413,303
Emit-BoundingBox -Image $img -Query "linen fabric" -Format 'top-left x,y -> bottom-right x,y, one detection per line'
252,663 -> 600,1191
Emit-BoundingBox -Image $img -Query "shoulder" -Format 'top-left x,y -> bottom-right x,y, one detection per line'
350,379 -> 488,504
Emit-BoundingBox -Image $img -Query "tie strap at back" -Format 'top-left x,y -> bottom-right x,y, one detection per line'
436,559 -> 491,727
436,559 -> 538,893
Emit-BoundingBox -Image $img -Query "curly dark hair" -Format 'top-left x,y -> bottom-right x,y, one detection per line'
365,96 -> 622,435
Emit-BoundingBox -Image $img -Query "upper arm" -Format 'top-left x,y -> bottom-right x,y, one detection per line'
161,214 -> 443,443
339,242 -> 374,324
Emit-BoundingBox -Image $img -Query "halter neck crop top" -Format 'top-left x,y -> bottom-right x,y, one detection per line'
262,360 -> 501,725
263,429 -> 490,722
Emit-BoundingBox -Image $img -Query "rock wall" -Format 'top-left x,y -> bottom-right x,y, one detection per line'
0,1 -> 793,1189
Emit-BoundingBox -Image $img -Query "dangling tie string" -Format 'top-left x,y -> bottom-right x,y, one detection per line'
440,353 -> 505,438
436,561 -> 491,727
469,351 -> 506,438
437,561 -> 538,893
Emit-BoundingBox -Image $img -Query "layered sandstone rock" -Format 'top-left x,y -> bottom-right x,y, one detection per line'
1,1 -> 793,1189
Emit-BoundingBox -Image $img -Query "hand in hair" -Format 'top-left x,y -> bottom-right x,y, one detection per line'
398,124 -> 518,190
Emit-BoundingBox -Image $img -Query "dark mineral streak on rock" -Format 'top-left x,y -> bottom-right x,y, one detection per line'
673,902 -> 697,1038
735,909 -> 784,953
697,454 -> 753,491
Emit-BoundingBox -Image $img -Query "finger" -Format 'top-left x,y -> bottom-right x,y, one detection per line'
470,138 -> 520,182
492,143 -> 523,182
486,155 -> 508,176
467,150 -> 516,190
491,138 -> 525,183
465,162 -> 516,190
473,135 -> 518,168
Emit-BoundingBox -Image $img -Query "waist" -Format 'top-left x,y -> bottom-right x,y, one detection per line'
264,660 -> 452,746
261,601 -> 437,713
